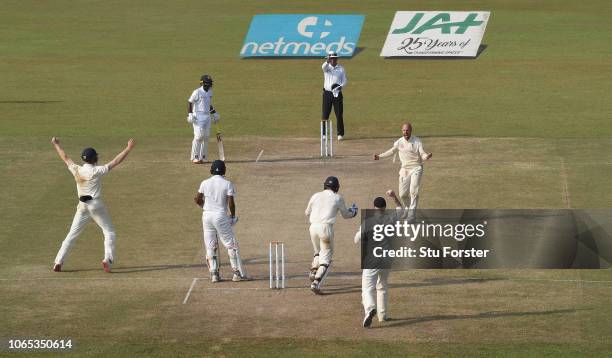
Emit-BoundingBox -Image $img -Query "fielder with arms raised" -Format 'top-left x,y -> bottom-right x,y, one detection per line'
374,123 -> 432,217
187,74 -> 220,164
305,176 -> 358,294
354,190 -> 404,328
194,160 -> 247,283
51,137 -> 135,273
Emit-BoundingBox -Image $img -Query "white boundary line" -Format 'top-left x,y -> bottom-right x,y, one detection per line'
182,278 -> 198,304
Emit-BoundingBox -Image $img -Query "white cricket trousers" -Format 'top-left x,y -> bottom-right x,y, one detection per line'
54,199 -> 116,264
191,113 -> 211,161
399,166 -> 423,214
202,211 -> 242,273
362,269 -> 390,321
309,223 -> 334,267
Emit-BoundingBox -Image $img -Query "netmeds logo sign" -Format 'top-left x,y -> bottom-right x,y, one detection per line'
240,14 -> 365,57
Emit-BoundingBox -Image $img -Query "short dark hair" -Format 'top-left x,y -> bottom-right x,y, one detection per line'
373,197 -> 386,209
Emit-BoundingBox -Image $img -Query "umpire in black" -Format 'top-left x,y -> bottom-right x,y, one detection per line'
321,51 -> 348,141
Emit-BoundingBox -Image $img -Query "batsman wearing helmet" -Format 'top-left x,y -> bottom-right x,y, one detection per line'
305,176 -> 358,294
50,137 -> 136,273
187,74 -> 220,164
194,160 -> 247,283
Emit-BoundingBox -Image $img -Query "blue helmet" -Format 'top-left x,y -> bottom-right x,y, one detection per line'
210,160 -> 226,175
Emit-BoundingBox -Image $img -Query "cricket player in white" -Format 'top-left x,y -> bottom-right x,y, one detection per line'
374,123 -> 432,217
187,74 -> 220,164
51,137 -> 136,273
354,190 -> 405,328
305,176 -> 358,294
194,160 -> 246,283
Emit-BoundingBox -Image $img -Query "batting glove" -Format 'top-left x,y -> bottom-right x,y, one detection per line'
187,113 -> 196,123
349,203 -> 359,218
213,112 -> 220,123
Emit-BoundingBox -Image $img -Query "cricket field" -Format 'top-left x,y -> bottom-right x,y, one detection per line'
1,0 -> 611,356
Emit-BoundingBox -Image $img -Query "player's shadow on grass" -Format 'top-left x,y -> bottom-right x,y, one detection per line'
111,256 -> 269,273
321,277 -> 503,296
111,263 -> 206,273
229,155 -> 372,164
230,156 -> 327,163
378,307 -> 584,328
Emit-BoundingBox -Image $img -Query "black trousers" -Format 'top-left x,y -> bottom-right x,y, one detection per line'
322,90 -> 344,136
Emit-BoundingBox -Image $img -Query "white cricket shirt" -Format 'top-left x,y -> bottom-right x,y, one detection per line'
322,62 -> 347,92
68,163 -> 110,199
379,136 -> 429,170
198,175 -> 236,214
305,189 -> 353,224
188,87 -> 213,113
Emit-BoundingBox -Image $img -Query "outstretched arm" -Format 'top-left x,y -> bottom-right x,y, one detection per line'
374,145 -> 398,160
51,137 -> 74,166
107,139 -> 136,170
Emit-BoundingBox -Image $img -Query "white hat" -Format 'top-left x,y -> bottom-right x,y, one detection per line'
326,51 -> 339,58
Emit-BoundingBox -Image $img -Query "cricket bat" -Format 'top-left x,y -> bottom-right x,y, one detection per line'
215,122 -> 225,161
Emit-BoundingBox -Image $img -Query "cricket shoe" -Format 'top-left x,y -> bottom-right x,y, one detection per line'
102,259 -> 112,273
232,271 -> 243,282
310,280 -> 322,295
53,263 -> 62,272
211,271 -> 220,283
363,309 -> 377,328
338,135 -> 344,141
309,269 -> 317,282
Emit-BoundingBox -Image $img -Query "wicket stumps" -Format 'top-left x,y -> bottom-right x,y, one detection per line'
320,119 -> 333,157
269,241 -> 285,289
